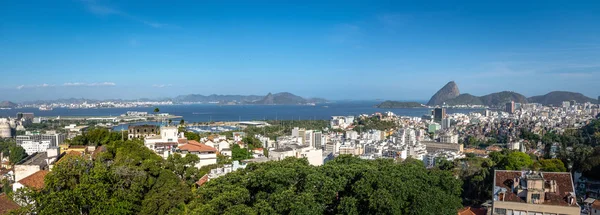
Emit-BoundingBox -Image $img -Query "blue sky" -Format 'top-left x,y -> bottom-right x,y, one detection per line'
1,0 -> 599,102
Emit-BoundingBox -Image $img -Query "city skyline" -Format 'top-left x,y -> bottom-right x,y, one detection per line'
2,0 -> 600,101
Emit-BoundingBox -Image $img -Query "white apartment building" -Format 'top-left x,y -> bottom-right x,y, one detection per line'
270,144 -> 323,166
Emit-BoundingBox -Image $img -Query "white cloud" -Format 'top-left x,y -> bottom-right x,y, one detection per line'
152,84 -> 172,88
63,82 -> 116,87
80,0 -> 170,28
15,84 -> 53,90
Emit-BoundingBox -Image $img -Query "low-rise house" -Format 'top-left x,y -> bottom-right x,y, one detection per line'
13,170 -> 48,193
177,140 -> 217,168
457,206 -> 486,215
14,148 -> 59,182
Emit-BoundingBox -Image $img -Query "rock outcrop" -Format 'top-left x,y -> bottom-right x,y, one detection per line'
427,81 -> 460,106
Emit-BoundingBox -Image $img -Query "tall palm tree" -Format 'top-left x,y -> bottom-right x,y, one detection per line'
153,107 -> 160,125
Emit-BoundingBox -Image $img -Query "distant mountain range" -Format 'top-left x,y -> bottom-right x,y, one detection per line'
379,81 -> 598,108
251,92 -> 326,105
528,91 -> 598,106
9,92 -> 327,106
0,101 -> 17,108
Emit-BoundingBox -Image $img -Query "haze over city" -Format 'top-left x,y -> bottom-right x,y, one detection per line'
1,0 -> 599,101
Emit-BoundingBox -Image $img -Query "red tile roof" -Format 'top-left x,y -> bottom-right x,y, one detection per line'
18,170 -> 49,190
458,207 -> 486,215
0,193 -> 20,214
178,138 -> 188,144
494,170 -> 577,207
195,174 -> 209,187
593,200 -> 600,210
178,140 -> 217,153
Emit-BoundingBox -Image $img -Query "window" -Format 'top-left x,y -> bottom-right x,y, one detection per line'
494,208 -> 506,215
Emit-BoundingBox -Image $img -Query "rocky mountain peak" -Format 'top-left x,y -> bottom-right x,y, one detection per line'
427,81 -> 460,106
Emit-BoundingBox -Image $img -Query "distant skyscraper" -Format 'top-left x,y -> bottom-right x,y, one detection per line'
313,131 -> 323,149
433,108 -> 446,122
505,101 -> 515,114
441,118 -> 452,130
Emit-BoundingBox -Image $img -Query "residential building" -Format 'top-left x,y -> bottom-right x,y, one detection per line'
423,141 -> 463,153
144,126 -> 185,158
325,142 -> 338,154
14,148 -> 59,182
346,130 -> 358,140
439,133 -> 459,144
177,140 -> 217,168
330,116 -> 355,129
305,130 -> 314,146
195,161 -> 247,187
232,132 -> 245,142
458,207 -> 487,215
505,101 -> 515,114
433,108 -> 446,122
492,170 -> 579,215
128,125 -> 159,140
15,133 -> 65,155
269,144 -> 323,166
313,131 -> 323,149
13,170 -> 48,192
441,117 -> 452,130
428,123 -> 441,133
16,113 -> 34,122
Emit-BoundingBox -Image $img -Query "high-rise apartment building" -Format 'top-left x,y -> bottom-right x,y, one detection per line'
433,108 -> 446,122
505,101 -> 515,114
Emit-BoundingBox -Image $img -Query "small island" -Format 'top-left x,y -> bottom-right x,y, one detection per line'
376,101 -> 424,108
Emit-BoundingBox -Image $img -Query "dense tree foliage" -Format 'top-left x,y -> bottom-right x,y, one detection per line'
353,116 -> 397,133
489,150 -> 533,170
231,144 -> 252,161
242,136 -> 262,149
536,159 -> 567,172
19,140 -> 195,215
187,156 -> 462,215
244,120 -> 329,140
0,140 -> 28,165
66,128 -> 125,146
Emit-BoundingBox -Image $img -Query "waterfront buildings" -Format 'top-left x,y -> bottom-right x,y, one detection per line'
492,170 -> 579,215
128,125 -> 159,140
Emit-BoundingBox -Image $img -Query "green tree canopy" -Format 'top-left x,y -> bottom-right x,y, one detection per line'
187,156 -> 462,215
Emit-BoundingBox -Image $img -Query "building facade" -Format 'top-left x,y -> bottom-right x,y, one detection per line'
128,125 -> 159,140
16,133 -> 65,155
492,170 -> 579,215
433,108 -> 446,122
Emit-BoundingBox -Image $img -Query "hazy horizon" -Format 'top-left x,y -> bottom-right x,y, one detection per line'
2,1 -> 599,101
